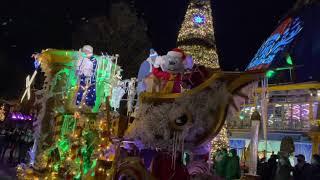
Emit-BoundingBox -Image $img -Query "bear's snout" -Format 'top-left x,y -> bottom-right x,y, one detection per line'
169,61 -> 176,65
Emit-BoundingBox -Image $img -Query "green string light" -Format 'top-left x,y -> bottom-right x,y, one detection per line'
53,163 -> 60,172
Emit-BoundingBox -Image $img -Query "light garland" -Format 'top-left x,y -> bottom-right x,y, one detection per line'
210,124 -> 229,160
0,105 -> 5,121
16,49 -> 122,179
177,0 -> 219,69
10,112 -> 33,121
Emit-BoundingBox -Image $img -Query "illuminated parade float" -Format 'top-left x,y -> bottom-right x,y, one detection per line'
3,0 -> 316,179
11,0 -> 263,179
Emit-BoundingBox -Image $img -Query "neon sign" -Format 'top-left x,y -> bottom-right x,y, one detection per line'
246,17 -> 303,70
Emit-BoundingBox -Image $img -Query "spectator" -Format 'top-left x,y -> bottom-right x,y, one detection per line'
18,128 -> 31,163
215,148 -> 228,178
1,127 -> 13,161
263,154 -> 278,180
293,154 -> 311,180
274,153 -> 292,180
310,154 -> 320,180
0,128 -> 6,159
257,156 -> 266,177
225,149 -> 241,180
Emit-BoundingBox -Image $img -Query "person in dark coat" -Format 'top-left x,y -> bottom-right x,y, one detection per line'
310,154 -> 320,180
263,154 -> 278,180
215,148 -> 228,178
225,149 -> 241,180
274,153 -> 292,180
293,154 -> 312,180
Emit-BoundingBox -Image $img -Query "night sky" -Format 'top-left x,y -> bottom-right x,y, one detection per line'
0,0 -> 295,99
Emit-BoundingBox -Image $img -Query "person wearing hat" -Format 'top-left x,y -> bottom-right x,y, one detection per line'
75,45 -> 98,107
293,154 -> 312,180
137,48 -> 159,94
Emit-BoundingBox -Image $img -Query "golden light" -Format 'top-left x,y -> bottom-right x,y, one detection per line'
177,0 -> 219,69
0,105 -> 5,121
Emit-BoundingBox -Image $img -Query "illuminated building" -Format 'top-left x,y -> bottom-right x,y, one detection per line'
227,1 -> 320,163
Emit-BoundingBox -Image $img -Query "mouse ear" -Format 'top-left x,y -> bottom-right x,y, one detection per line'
184,55 -> 194,69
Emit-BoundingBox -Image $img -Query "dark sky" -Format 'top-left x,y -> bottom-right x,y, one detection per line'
0,0 -> 295,98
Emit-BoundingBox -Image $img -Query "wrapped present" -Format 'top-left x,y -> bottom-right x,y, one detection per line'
144,74 -> 161,93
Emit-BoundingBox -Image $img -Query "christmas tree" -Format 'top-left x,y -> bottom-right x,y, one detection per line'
0,105 -> 5,121
177,0 -> 220,69
210,124 -> 229,160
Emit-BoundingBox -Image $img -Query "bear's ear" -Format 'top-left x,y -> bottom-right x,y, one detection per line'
154,56 -> 164,68
184,55 -> 194,69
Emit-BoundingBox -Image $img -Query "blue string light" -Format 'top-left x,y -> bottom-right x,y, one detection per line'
246,17 -> 303,70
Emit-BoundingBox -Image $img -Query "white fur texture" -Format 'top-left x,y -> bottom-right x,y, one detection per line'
125,81 -> 231,151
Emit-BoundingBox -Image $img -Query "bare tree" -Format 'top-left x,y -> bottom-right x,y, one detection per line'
72,0 -> 151,78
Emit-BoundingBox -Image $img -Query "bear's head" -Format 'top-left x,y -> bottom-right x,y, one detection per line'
156,48 -> 192,74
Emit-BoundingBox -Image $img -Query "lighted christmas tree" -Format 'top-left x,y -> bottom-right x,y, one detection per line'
210,124 -> 229,160
0,105 -> 5,121
177,0 -> 219,69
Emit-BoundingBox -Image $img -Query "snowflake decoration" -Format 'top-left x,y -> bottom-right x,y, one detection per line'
193,14 -> 205,25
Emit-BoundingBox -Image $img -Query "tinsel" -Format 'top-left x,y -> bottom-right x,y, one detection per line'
31,72 -> 53,167
127,77 -> 137,116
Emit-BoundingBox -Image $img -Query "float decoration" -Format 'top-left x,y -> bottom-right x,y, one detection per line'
17,46 -> 123,179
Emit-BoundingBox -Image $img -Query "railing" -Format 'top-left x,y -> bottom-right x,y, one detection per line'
227,117 -> 312,132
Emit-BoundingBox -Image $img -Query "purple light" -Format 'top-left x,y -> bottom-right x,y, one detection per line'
10,112 -> 33,121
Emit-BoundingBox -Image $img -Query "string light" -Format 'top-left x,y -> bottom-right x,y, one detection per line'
177,0 -> 219,69
0,105 -> 5,121
17,50 -> 121,179
210,124 -> 229,160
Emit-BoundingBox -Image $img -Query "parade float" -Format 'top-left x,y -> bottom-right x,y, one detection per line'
16,0 -> 265,179
16,47 -> 124,179
16,46 -> 262,180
